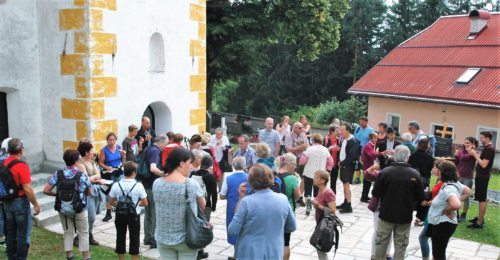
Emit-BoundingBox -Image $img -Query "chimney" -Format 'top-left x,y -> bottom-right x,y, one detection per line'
468,10 -> 490,39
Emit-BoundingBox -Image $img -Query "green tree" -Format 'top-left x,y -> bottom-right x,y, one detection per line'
382,0 -> 420,53
211,80 -> 239,112
314,97 -> 367,125
207,0 -> 349,112
342,0 -> 387,83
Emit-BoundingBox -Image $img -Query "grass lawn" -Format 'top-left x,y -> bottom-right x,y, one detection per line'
0,226 -> 153,260
430,171 -> 500,191
452,202 -> 500,247
490,171 -> 500,191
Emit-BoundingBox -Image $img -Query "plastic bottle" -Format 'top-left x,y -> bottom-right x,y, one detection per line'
306,196 -> 312,216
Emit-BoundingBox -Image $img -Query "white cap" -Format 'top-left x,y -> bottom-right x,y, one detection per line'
1,137 -> 12,151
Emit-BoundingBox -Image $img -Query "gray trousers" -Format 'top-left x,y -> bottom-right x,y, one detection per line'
459,177 -> 473,210
144,189 -> 156,244
375,219 -> 410,260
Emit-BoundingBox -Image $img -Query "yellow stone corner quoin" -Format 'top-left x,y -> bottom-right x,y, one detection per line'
59,0 -> 118,154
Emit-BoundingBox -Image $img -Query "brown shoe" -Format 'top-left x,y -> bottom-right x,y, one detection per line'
89,234 -> 100,246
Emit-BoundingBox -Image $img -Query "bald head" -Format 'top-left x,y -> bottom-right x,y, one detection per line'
264,117 -> 274,130
141,116 -> 151,129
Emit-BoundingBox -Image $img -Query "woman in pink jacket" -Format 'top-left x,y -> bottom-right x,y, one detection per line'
360,132 -> 383,203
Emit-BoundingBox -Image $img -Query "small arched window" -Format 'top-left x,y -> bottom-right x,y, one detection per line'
149,32 -> 165,72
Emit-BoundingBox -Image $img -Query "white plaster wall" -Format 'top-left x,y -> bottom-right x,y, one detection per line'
36,0 -> 77,163
0,0 -> 44,170
106,0 -> 201,142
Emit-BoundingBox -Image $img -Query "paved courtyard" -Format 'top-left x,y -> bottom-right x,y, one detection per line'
45,180 -> 500,260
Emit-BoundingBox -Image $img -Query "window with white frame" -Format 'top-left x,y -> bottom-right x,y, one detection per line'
477,126 -> 499,150
431,123 -> 455,139
386,113 -> 401,134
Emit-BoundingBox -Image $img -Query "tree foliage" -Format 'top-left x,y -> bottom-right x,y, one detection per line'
207,0 -> 495,120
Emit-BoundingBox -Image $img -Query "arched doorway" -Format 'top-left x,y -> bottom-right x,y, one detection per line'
0,92 -> 8,142
142,101 -> 171,135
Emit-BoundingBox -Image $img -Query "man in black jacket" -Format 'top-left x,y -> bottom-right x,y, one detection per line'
376,127 -> 401,169
337,123 -> 359,213
190,154 -> 218,260
136,116 -> 157,151
372,145 -> 424,260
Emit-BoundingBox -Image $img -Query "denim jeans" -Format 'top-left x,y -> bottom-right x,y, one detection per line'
419,220 -> 430,259
3,197 -> 32,260
0,201 -> 4,238
87,193 -> 100,236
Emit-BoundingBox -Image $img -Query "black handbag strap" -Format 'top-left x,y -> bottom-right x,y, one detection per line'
184,178 -> 189,202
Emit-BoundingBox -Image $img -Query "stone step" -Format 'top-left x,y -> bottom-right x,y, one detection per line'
32,184 -> 47,199
30,172 -> 52,188
32,208 -> 60,227
30,172 -> 57,227
31,196 -> 55,212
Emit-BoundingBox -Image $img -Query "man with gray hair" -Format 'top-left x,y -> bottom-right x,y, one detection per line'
372,145 -> 425,259
228,134 -> 257,167
142,135 -> 168,249
408,121 -> 426,145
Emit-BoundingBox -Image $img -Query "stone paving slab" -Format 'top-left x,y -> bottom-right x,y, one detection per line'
43,180 -> 499,259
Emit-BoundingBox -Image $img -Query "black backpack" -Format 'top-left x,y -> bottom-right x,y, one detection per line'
136,146 -> 151,181
0,160 -> 25,201
54,170 -> 85,216
310,213 -> 344,255
115,182 -> 139,216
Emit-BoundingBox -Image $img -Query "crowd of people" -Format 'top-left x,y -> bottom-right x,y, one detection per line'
0,114 -> 496,260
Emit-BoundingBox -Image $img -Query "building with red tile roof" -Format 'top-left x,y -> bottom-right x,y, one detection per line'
348,10 -> 500,166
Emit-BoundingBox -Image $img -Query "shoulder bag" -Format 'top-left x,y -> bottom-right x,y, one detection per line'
184,180 -> 214,249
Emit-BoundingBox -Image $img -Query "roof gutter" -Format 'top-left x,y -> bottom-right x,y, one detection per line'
348,90 -> 500,109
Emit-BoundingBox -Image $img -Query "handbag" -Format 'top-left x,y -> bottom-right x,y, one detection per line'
367,196 -> 380,212
184,180 -> 214,249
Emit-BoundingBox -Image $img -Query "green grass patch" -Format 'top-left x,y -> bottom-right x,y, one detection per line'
430,172 -> 499,192
0,226 -> 152,260
452,202 -> 500,247
489,171 -> 500,191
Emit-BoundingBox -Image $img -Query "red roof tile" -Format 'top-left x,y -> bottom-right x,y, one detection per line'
349,12 -> 500,108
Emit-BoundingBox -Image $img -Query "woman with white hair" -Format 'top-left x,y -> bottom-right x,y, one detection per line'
219,156 -> 248,260
275,153 -> 301,260
401,132 -> 416,154
209,128 -> 230,186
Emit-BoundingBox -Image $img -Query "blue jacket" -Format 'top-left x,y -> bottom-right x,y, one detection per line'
228,189 -> 296,259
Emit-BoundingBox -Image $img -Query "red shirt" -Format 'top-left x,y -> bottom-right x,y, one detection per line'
324,136 -> 340,167
161,143 -> 181,168
3,156 -> 31,197
315,188 -> 336,223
